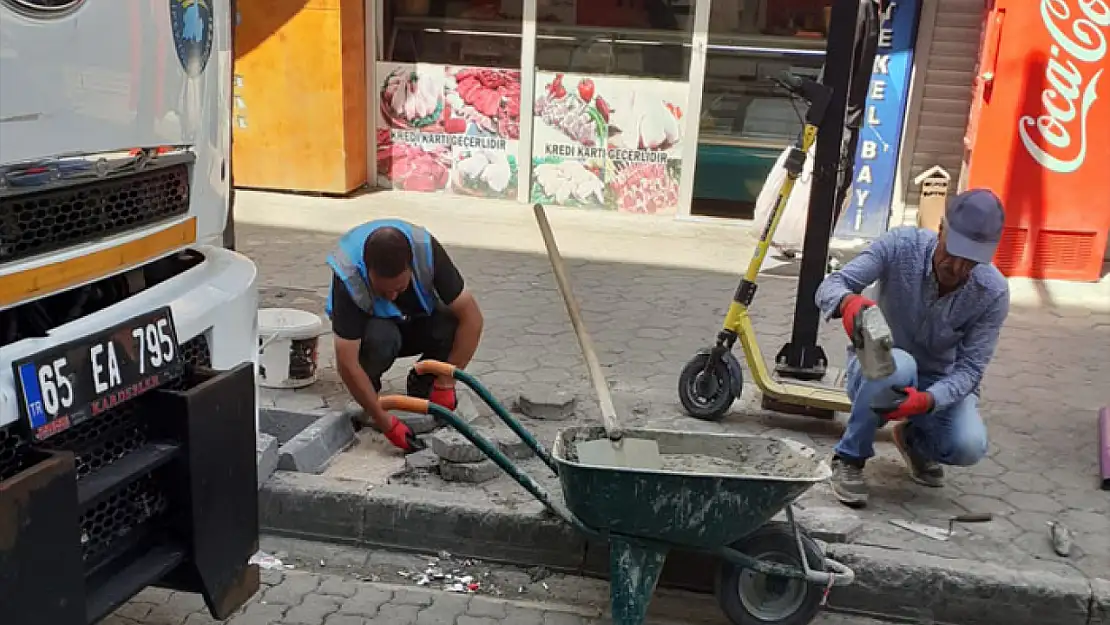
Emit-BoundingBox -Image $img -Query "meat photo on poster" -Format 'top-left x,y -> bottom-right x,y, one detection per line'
377,62 -> 522,198
531,71 -> 687,214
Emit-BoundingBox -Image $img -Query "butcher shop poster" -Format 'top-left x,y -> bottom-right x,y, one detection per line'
377,62 -> 522,199
531,72 -> 686,214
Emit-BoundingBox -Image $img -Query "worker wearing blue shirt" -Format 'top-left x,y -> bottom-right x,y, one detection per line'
816,189 -> 1010,507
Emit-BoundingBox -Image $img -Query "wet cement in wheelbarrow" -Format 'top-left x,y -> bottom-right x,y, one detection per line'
565,435 -> 816,479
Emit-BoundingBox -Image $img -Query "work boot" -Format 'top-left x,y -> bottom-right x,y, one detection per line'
891,421 -> 944,487
829,456 -> 869,508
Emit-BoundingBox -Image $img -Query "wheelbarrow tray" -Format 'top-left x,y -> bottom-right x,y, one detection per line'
552,427 -> 831,550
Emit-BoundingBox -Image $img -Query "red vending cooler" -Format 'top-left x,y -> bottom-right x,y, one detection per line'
965,0 -> 1110,281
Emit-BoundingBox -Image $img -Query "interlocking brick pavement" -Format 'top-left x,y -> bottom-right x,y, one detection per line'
101,555 -> 913,625
237,190 -> 1110,578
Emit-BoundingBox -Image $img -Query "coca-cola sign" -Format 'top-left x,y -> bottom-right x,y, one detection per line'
1018,0 -> 1110,174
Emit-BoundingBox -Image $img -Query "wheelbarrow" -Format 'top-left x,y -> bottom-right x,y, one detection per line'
384,359 -> 855,625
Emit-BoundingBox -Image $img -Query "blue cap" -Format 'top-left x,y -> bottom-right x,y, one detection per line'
944,189 -> 1005,264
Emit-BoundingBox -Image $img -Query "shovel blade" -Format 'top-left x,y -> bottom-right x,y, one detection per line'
577,437 -> 662,470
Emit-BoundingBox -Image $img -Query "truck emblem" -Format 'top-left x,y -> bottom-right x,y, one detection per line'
169,0 -> 214,78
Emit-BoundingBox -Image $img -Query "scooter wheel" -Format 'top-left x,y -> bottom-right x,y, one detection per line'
678,352 -> 738,421
716,522 -> 826,625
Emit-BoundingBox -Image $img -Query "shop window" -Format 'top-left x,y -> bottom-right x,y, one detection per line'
534,0 -> 693,81
691,0 -> 829,219
380,0 -> 524,67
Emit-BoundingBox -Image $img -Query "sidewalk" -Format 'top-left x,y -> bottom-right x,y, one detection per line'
235,189 -> 1110,624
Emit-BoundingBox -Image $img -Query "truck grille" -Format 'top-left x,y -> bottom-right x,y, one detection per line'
0,333 -> 211,566
0,163 -> 190,264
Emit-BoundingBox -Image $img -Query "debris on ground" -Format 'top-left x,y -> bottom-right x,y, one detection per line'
396,552 -> 502,595
1048,520 -> 1073,557
249,551 -> 295,571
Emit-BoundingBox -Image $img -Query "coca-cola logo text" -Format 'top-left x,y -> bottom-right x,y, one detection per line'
1018,0 -> 1109,174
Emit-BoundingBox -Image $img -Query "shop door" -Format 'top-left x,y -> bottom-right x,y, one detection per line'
527,0 -> 697,214
689,0 -> 828,220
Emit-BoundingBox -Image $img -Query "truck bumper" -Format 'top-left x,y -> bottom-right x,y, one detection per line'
0,245 -> 261,625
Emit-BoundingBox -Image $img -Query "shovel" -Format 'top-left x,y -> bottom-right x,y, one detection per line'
532,204 -> 662,470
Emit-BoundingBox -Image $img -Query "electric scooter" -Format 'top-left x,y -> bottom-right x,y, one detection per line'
678,72 -> 854,421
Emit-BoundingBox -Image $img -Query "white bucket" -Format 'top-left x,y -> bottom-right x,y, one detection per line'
257,308 -> 325,389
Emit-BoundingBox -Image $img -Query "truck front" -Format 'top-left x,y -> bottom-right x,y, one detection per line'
0,1 -> 261,623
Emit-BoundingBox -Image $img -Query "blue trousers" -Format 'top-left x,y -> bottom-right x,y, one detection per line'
834,349 -> 989,466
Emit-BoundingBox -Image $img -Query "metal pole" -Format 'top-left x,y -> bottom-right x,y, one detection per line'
774,0 -> 879,382
224,0 -> 239,251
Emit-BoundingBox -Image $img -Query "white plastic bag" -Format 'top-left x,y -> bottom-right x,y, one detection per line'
752,142 -> 816,257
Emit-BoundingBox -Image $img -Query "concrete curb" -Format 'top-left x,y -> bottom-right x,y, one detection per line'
259,472 -> 1106,625
263,408 -> 356,474
256,433 -> 279,486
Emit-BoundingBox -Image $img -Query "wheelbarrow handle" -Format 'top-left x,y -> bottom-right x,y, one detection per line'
380,394 -> 593,537
413,360 -> 560,475
717,544 -> 855,588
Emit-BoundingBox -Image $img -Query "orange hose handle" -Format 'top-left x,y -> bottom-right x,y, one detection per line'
379,395 -> 430,414
413,360 -> 457,378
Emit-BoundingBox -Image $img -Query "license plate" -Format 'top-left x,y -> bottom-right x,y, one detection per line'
12,307 -> 183,442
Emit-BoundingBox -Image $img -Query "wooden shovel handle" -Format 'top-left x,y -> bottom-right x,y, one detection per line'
533,203 -> 622,441
380,395 -> 430,414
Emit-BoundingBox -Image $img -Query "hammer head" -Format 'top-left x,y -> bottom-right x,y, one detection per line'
856,306 -> 896,380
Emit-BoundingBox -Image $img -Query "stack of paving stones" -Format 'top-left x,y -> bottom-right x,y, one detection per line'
425,387 -> 577,483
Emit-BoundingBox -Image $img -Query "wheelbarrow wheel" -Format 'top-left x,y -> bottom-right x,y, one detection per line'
679,350 -> 739,421
716,522 -> 825,625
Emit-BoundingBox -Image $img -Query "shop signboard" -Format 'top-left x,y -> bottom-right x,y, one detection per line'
834,0 -> 921,240
376,62 -> 523,199
530,71 -> 687,214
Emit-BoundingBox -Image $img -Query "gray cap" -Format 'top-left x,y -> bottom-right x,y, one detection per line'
944,189 -> 1005,264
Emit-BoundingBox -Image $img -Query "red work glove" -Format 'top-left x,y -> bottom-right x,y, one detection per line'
429,383 -> 458,411
840,294 -> 876,343
384,415 -> 424,453
870,386 -> 934,421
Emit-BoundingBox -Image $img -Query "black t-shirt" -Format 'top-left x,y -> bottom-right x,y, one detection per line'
330,236 -> 464,340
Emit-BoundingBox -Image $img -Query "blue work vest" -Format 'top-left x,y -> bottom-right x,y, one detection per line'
325,219 -> 438,321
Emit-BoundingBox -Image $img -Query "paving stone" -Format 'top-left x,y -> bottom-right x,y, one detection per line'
430,428 -> 487,464
466,598 -> 508,619
543,612 -> 586,625
323,615 -> 372,625
439,457 -> 502,483
405,448 -> 442,472
416,593 -> 471,624
285,595 -> 342,624
516,386 -> 577,421
372,604 -> 421,624
391,588 -> 435,606
263,573 -> 321,605
338,586 -> 393,616
227,603 -> 287,625
493,427 -> 535,460
318,577 -> 361,598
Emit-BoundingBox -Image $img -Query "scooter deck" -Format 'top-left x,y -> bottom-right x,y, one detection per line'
762,366 -> 850,419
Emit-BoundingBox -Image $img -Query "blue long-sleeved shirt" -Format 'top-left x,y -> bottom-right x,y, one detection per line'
815,227 -> 1010,410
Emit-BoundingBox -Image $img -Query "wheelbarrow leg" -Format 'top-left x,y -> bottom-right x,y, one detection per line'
610,536 -> 669,625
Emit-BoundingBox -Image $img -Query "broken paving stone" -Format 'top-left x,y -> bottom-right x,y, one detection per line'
495,430 -> 534,460
439,458 -> 500,483
515,386 -> 576,421
405,448 -> 440,472
773,506 -> 863,543
430,428 -> 487,464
